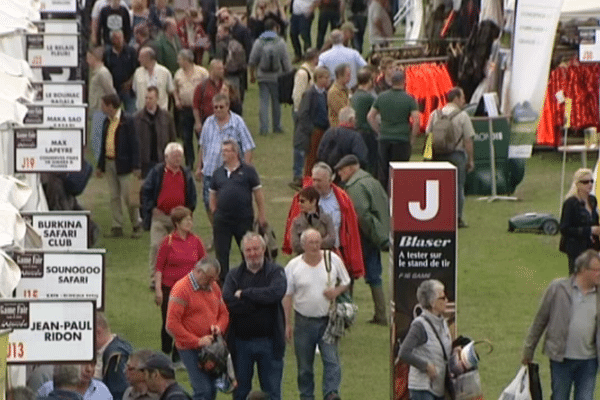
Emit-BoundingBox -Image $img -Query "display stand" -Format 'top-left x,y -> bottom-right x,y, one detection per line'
477,93 -> 518,202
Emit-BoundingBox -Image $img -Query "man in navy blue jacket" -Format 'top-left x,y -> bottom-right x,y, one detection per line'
96,93 -> 140,238
222,232 -> 287,400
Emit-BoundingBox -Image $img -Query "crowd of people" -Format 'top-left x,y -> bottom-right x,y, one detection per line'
18,0 -> 489,399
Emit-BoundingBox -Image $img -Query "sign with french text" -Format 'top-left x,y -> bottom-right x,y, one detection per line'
32,82 -> 84,105
1,300 -> 95,363
26,34 -> 79,68
23,105 -> 86,129
390,162 -> 457,400
14,128 -> 83,173
13,250 -> 105,310
21,211 -> 89,250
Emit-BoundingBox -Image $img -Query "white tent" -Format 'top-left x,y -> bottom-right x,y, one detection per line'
561,0 -> 600,19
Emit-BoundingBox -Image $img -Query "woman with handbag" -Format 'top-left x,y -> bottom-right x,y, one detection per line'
399,279 -> 452,400
155,206 -> 206,364
560,168 -> 600,274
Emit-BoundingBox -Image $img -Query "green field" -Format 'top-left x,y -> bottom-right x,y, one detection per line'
80,71 -> 597,399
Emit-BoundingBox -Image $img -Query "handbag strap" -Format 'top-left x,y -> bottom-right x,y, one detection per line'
422,316 -> 448,361
323,250 -> 332,287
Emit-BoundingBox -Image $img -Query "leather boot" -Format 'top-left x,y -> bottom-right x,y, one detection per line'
369,286 -> 388,326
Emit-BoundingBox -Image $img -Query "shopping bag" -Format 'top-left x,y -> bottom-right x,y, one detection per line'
452,369 -> 483,400
498,366 -> 531,400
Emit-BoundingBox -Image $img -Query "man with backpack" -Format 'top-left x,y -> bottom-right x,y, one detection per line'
426,87 -> 475,228
248,18 -> 293,136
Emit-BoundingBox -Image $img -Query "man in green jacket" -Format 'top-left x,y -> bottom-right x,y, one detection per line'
335,154 -> 390,325
154,18 -> 182,76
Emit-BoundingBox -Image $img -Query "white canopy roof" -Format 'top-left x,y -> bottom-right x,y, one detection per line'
561,0 -> 600,19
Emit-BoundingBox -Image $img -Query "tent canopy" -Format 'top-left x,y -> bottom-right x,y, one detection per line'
561,0 -> 600,19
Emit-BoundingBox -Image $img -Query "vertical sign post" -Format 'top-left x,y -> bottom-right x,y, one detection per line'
390,162 -> 457,400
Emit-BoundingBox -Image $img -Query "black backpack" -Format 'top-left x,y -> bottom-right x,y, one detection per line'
278,67 -> 309,105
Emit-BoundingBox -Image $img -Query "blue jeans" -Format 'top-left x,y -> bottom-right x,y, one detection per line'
258,81 -> 282,135
202,175 -> 212,211
294,312 -> 341,400
434,150 -> 467,220
293,148 -> 306,180
409,390 -> 444,400
317,9 -> 340,49
363,241 -> 382,287
290,13 -> 313,58
233,337 -> 283,400
550,358 -> 598,400
119,89 -> 136,114
179,106 -> 196,169
179,348 -> 217,400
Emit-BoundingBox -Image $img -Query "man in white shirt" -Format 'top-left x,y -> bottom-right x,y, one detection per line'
283,228 -> 350,400
37,364 -> 113,400
317,30 -> 367,89
132,47 -> 175,111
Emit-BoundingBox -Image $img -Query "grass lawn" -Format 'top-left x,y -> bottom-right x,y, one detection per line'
81,74 -> 597,398
77,20 -> 596,399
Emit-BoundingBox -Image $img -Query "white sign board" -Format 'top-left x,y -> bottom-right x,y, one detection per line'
26,34 -> 79,68
39,0 -> 78,13
14,128 -> 83,173
13,251 -> 105,310
24,105 -> 86,129
32,82 -> 84,105
0,300 -> 95,364
21,211 -> 89,250
33,20 -> 79,34
579,28 -> 600,62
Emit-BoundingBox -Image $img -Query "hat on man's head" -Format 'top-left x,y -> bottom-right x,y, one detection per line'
139,352 -> 175,376
340,21 -> 358,32
334,154 -> 360,171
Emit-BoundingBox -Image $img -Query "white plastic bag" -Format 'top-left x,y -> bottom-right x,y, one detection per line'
498,366 -> 531,400
453,370 -> 483,400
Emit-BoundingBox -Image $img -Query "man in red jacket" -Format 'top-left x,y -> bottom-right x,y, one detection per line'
283,162 -> 365,280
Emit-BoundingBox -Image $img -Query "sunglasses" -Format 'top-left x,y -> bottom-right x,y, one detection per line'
580,179 -> 594,184
213,105 -> 227,109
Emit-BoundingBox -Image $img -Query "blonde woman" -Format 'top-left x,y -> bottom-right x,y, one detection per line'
560,168 -> 600,274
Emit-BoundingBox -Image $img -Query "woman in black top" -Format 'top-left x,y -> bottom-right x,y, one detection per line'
560,168 -> 600,274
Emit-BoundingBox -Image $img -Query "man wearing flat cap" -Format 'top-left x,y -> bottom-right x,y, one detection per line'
335,154 -> 390,325
140,352 -> 191,400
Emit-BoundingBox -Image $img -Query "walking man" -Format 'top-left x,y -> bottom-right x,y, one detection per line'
96,93 -> 141,238
248,18 -> 292,135
223,232 -> 287,400
283,228 -> 351,400
522,249 -> 600,400
209,140 -> 266,282
335,154 -> 389,325
426,87 -> 475,228
367,70 -> 419,191
141,142 -> 197,288
166,257 -> 229,400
